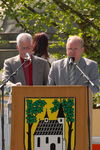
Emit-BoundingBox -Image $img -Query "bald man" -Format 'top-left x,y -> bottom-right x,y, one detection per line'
48,35 -> 99,94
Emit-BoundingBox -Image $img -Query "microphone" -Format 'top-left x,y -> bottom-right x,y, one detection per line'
68,57 -> 75,65
25,53 -> 31,61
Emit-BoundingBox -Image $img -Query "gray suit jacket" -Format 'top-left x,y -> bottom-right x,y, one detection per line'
48,57 -> 99,93
2,55 -> 50,85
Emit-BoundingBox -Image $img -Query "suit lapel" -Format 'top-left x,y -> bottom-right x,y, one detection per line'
15,55 -> 26,84
32,56 -> 41,84
75,58 -> 86,84
60,58 -> 69,84
32,56 -> 36,84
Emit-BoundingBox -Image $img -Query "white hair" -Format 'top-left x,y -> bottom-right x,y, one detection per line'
16,33 -> 33,46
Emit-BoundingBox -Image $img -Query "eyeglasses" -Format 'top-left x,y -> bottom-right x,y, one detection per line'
20,46 -> 32,50
67,48 -> 80,51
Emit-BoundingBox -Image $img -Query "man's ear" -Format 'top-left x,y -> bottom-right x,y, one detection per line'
16,45 -> 19,52
82,47 -> 84,53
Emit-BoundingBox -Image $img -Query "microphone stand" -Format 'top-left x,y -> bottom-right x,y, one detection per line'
0,59 -> 28,150
73,62 -> 95,87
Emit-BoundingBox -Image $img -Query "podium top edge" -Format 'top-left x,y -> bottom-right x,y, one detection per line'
12,85 -> 88,88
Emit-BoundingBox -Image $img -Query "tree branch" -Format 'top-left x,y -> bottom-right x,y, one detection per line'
53,0 -> 100,31
23,3 -> 36,13
23,3 -> 58,27
1,0 -> 29,32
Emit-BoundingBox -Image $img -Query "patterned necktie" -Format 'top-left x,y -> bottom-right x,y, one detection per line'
68,64 -> 76,85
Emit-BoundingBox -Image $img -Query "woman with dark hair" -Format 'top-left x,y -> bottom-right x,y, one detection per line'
33,32 -> 49,58
32,32 -> 56,66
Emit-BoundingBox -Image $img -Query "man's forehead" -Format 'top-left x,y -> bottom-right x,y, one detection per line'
67,40 -> 81,46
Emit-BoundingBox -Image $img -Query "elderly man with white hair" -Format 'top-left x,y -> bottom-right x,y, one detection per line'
2,33 -> 50,86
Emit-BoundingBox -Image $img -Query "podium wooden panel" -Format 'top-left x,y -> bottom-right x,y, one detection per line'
92,109 -> 100,136
11,86 -> 91,150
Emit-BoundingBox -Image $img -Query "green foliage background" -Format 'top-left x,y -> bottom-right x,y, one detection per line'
0,0 -> 100,67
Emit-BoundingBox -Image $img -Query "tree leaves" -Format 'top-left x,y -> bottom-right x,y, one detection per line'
26,99 -> 46,124
50,98 -> 75,122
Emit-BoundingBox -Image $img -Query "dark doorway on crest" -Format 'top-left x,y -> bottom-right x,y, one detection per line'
50,143 -> 56,150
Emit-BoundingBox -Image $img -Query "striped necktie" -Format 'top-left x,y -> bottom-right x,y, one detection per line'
68,64 -> 76,85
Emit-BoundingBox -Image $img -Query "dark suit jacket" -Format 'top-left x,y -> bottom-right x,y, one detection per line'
48,57 -> 99,93
2,55 -> 50,85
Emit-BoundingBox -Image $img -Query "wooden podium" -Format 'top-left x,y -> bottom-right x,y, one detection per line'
10,85 -> 92,150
